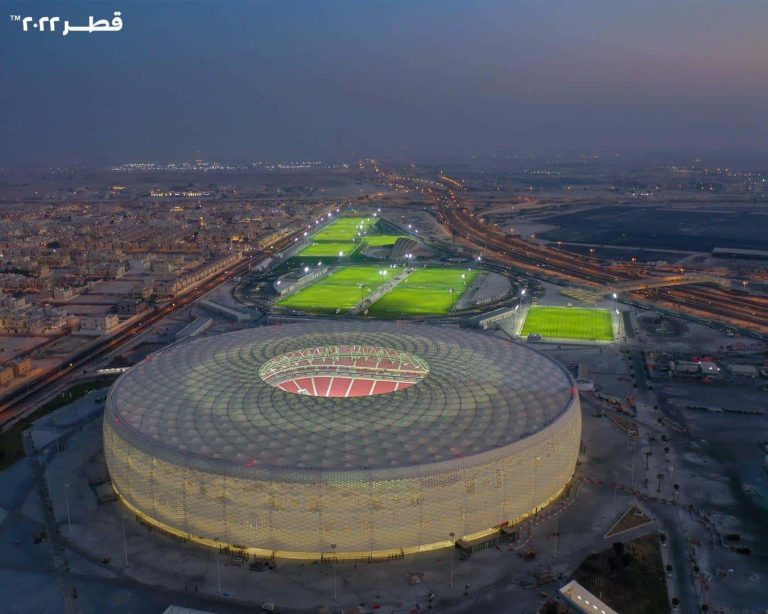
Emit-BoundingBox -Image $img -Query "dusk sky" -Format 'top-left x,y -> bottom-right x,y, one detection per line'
2,0 -> 767,166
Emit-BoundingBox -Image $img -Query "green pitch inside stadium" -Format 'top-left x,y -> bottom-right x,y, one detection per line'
277,266 -> 478,316
521,306 -> 614,341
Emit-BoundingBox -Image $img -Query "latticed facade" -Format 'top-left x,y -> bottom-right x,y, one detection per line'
103,322 -> 581,558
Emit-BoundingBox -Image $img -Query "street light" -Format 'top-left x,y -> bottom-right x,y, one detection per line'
122,514 -> 128,568
64,483 -> 72,535
448,532 -> 455,589
216,546 -> 222,595
330,544 -> 337,601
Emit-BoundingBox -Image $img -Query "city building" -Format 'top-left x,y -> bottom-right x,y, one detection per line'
77,314 -> 120,336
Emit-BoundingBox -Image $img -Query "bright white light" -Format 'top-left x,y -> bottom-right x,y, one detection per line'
304,267 -> 309,273
612,293 -> 617,299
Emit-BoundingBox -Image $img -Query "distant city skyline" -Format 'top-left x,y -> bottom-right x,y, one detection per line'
2,0 -> 767,167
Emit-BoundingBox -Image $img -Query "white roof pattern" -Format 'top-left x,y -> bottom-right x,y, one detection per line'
107,322 -> 575,471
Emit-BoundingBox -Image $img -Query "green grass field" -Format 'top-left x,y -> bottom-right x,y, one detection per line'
400,268 -> 478,291
297,241 -> 360,257
362,234 -> 406,247
367,268 -> 478,317
312,217 -> 379,242
277,265 -> 479,317
521,306 -> 614,341
277,265 -> 394,314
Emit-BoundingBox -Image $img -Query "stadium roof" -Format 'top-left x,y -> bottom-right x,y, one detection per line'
108,322 -> 575,472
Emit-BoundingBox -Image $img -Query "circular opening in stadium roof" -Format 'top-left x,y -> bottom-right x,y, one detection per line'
258,345 -> 430,397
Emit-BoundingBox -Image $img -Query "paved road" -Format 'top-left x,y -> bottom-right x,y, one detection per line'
628,346 -> 699,612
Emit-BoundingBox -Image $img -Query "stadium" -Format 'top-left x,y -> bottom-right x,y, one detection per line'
103,322 -> 581,559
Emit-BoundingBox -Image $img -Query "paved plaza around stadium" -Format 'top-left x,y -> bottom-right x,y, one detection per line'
13,346 -> 632,613
521,306 -> 614,342
6,314 -> 767,613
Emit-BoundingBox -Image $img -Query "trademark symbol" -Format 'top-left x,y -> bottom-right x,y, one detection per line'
10,14 -> 22,21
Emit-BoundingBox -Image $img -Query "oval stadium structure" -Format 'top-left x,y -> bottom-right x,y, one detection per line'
103,322 -> 581,559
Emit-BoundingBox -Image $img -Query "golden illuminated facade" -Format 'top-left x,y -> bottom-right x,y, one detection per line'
104,322 -> 581,558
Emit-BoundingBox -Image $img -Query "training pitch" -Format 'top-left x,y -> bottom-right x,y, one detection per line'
298,241 -> 360,258
276,265 -> 395,314
521,306 -> 614,341
367,269 -> 478,317
297,217 -> 405,259
277,266 -> 478,316
311,217 -> 379,242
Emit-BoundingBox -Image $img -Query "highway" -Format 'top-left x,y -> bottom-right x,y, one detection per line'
376,166 -> 768,334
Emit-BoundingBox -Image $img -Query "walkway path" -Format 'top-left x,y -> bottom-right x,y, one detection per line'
348,268 -> 414,315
